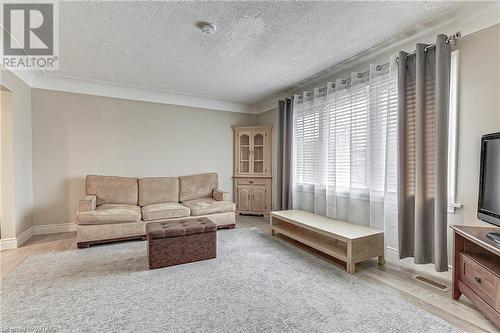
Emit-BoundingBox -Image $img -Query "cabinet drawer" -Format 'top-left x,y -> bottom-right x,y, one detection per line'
237,178 -> 267,186
460,253 -> 498,309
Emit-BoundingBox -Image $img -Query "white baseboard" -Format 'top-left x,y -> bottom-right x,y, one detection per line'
0,223 -> 77,250
34,223 -> 77,235
0,237 -> 18,250
18,227 -> 35,245
0,226 -> 34,250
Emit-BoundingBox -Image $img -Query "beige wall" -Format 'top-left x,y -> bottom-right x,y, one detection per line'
0,69 -> 33,238
449,24 -> 500,228
1,89 -> 15,238
31,89 -> 255,226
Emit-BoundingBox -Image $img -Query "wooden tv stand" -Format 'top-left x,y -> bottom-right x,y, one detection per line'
270,210 -> 384,273
451,225 -> 500,328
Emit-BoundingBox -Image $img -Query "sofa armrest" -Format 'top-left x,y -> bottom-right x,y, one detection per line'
79,195 -> 97,213
212,189 -> 230,201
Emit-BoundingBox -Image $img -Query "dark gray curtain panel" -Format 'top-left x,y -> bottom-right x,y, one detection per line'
397,34 -> 451,272
277,98 -> 293,211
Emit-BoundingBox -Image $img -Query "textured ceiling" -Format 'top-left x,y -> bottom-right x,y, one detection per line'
55,1 -> 456,104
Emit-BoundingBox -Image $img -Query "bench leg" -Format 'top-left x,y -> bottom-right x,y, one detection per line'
378,255 -> 385,265
346,241 -> 354,273
271,229 -> 275,236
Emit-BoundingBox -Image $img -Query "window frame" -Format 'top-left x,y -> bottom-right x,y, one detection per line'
448,50 -> 461,213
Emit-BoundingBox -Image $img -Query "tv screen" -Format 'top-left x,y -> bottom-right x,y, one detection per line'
478,132 -> 500,227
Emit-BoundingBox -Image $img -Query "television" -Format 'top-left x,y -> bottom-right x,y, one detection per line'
477,132 -> 500,243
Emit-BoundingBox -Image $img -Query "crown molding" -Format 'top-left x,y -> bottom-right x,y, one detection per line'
251,2 -> 500,114
3,68 -> 37,87
31,73 -> 252,113
3,68 -> 252,113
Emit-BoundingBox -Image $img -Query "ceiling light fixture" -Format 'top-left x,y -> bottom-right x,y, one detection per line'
201,23 -> 216,35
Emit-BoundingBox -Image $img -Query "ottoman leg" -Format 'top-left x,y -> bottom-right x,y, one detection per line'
77,242 -> 90,249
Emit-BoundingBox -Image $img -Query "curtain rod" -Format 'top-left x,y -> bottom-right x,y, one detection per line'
397,31 -> 461,62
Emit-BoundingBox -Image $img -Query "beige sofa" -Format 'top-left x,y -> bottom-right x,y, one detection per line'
76,173 -> 235,248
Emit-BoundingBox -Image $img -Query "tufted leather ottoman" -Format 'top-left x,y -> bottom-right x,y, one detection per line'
146,218 -> 217,269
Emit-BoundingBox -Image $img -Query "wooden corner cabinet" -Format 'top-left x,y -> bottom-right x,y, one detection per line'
233,126 -> 272,215
451,225 -> 500,328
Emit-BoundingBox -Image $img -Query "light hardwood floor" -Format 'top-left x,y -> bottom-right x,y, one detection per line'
1,216 -> 497,333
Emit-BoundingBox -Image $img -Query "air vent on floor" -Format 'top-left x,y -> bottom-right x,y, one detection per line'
413,275 -> 450,291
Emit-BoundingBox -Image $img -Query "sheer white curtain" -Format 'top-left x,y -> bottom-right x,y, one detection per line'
292,57 -> 398,249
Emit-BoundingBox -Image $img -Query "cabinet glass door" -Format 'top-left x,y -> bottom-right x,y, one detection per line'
239,133 -> 250,174
253,132 -> 264,174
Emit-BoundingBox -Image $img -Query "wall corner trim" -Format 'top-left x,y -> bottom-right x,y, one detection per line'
0,227 -> 34,250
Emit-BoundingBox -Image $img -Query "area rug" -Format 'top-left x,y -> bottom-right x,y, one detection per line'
1,228 -> 461,333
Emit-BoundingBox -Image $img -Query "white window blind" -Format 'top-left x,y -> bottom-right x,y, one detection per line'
293,55 -> 456,212
350,84 -> 369,189
328,86 -> 352,189
293,65 -> 398,195
369,70 -> 399,194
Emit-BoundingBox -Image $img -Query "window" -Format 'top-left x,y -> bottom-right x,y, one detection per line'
293,66 -> 398,197
293,54 -> 458,209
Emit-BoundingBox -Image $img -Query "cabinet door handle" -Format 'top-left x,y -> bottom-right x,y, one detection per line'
474,276 -> 481,283
248,195 -> 250,199
249,180 -> 254,184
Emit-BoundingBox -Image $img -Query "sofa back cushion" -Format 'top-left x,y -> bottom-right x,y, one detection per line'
179,173 -> 218,202
86,175 -> 138,205
138,177 -> 179,206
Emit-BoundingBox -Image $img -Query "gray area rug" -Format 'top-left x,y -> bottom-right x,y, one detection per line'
1,228 -> 461,333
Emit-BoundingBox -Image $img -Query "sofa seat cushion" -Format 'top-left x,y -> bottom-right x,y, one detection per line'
76,204 -> 141,225
181,198 -> 235,216
142,202 -> 190,221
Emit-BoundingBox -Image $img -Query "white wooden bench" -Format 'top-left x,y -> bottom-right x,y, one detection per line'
270,210 -> 384,273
